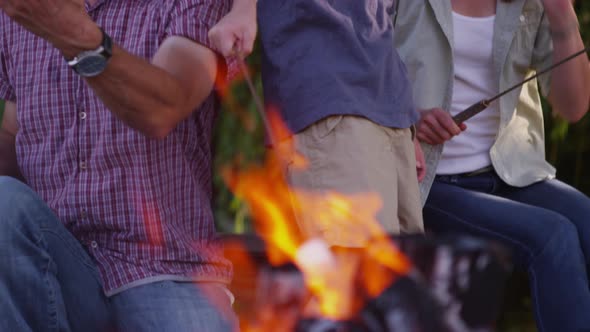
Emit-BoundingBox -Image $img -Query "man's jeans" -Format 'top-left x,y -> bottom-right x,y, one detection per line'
0,177 -> 238,332
424,171 -> 590,332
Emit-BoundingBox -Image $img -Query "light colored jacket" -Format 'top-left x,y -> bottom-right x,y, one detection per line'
393,0 -> 556,203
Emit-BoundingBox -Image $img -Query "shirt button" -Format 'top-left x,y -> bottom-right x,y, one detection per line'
79,112 -> 87,120
90,241 -> 98,249
80,209 -> 87,219
520,15 -> 526,23
80,161 -> 87,170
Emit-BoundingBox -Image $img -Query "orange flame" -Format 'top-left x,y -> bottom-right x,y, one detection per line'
224,111 -> 412,325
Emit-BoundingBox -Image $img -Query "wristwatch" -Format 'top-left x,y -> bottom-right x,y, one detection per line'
67,27 -> 113,77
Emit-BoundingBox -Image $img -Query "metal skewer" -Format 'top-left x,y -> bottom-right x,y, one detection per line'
236,55 -> 306,242
236,57 -> 278,146
453,46 -> 590,124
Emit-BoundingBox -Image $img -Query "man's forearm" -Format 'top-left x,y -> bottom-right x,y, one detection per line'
545,3 -> 590,122
1,2 -> 220,139
62,25 -> 216,139
82,41 -> 214,139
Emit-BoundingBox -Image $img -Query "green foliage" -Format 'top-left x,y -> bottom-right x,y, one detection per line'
213,49 -> 266,233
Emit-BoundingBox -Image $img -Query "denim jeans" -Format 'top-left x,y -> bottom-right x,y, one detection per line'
424,171 -> 590,332
0,177 -> 238,332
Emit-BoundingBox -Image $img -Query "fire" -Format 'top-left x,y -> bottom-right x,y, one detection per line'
223,111 -> 412,326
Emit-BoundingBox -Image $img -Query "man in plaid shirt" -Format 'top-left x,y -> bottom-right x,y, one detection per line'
0,0 -> 255,330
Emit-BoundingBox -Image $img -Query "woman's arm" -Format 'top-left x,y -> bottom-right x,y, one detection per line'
543,0 -> 590,122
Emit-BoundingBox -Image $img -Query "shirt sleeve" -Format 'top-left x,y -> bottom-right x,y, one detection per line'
531,12 -> 553,98
163,0 -> 239,85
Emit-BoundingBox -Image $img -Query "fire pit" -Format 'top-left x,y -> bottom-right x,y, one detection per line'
219,113 -> 512,331
223,234 -> 512,332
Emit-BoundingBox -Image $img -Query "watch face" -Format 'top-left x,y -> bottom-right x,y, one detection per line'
76,55 -> 108,77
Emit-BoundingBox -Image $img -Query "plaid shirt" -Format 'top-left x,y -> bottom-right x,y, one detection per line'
0,0 -> 234,295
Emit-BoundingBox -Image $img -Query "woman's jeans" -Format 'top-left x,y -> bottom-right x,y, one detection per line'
0,177 -> 238,332
424,171 -> 590,332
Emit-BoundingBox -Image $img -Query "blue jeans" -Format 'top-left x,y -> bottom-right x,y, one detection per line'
424,171 -> 590,332
0,177 -> 238,332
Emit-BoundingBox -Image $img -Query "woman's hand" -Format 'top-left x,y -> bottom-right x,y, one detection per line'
416,108 -> 466,145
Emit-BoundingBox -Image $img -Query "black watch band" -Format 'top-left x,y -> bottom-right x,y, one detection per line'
67,27 -> 113,77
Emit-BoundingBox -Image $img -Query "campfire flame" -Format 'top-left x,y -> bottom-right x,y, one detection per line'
223,111 -> 412,326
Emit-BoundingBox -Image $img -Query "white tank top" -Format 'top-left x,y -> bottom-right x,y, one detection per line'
436,11 -> 500,175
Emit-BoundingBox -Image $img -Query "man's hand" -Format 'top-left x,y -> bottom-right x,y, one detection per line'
0,0 -> 101,59
208,0 -> 257,57
414,138 -> 426,182
416,108 -> 466,145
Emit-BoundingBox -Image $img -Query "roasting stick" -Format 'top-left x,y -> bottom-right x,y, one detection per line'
236,57 -> 278,146
237,55 -> 327,244
235,54 -> 346,276
453,46 -> 590,124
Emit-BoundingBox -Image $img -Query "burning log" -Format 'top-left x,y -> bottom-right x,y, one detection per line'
223,234 -> 511,332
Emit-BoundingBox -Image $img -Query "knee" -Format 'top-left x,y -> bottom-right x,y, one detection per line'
564,192 -> 590,222
0,177 -> 44,235
0,176 -> 34,202
533,217 -> 580,258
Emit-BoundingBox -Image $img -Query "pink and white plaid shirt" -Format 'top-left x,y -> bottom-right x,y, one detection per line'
0,0 -> 234,295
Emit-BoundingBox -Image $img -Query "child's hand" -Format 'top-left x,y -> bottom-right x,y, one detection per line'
414,138 -> 426,182
208,0 -> 257,58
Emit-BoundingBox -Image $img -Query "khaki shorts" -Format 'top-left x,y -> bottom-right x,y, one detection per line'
276,115 -> 424,246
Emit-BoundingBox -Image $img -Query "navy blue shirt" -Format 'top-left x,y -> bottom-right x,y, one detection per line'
258,0 -> 418,134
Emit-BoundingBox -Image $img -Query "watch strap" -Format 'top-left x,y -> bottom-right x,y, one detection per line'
67,27 -> 113,71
